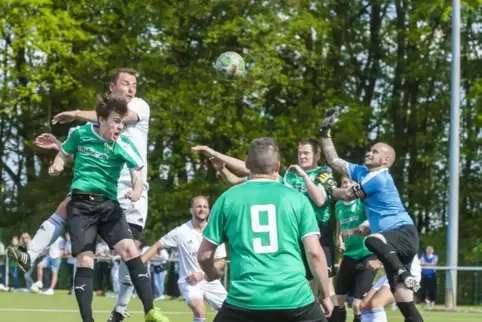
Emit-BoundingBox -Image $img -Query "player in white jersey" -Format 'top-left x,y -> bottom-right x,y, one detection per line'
31,236 -> 65,295
7,68 -> 152,322
359,256 -> 421,322
142,196 -> 228,322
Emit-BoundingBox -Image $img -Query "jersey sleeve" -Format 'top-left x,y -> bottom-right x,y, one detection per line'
159,228 -> 179,248
203,194 -> 226,245
298,196 -> 320,240
118,137 -> 144,170
61,127 -> 81,155
128,98 -> 150,122
347,163 -> 368,182
214,243 -> 227,259
360,171 -> 387,196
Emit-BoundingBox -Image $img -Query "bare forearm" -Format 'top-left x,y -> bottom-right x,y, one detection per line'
321,138 -> 349,177
332,187 -> 357,202
75,110 -> 97,122
131,171 -> 143,195
140,241 -> 163,263
219,168 -> 245,186
303,176 -> 326,207
214,259 -> 225,270
307,252 -> 330,298
213,152 -> 249,176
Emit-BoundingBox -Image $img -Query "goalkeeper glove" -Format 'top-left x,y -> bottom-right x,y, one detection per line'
320,107 -> 340,138
318,172 -> 337,195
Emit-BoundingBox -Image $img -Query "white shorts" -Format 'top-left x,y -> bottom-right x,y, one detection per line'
118,190 -> 148,228
372,255 -> 422,291
178,280 -> 227,310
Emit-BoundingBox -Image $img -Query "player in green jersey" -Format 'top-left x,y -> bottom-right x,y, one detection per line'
49,92 -> 168,322
192,140 -> 339,322
197,137 -> 333,322
333,176 -> 377,322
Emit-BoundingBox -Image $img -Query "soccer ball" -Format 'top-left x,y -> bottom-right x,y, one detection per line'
214,51 -> 246,80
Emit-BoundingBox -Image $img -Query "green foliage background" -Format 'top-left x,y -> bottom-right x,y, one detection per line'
0,0 -> 481,303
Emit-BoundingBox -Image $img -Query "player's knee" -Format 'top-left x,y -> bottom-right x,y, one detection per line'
189,298 -> 206,318
351,299 -> 362,312
337,295 -> 347,307
115,239 -> 138,262
76,252 -> 94,268
364,234 -> 386,251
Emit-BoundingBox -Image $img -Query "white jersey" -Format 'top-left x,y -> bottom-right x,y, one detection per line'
160,220 -> 227,283
117,97 -> 150,193
47,237 -> 65,259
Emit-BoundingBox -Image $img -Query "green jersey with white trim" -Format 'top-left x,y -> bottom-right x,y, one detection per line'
203,179 -> 319,310
335,199 -> 372,260
61,124 -> 143,200
283,166 -> 332,224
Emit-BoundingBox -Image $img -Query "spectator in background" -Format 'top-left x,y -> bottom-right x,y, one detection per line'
8,236 -> 21,291
151,246 -> 169,300
95,239 -> 112,296
0,239 -> 5,288
31,235 -> 65,295
420,245 -> 438,308
63,233 -> 75,295
20,232 -> 34,290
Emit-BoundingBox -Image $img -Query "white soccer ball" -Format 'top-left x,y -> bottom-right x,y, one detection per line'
214,51 -> 246,80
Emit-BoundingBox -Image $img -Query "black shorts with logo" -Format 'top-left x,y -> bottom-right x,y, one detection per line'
303,222 -> 336,280
379,225 -> 419,291
67,193 -> 134,256
214,301 -> 327,322
335,255 -> 378,299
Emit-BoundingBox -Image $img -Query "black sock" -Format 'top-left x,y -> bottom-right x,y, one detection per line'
339,306 -> 347,322
365,237 -> 409,280
126,256 -> 154,314
353,313 -> 362,322
74,267 -> 94,322
328,305 -> 339,322
397,302 -> 424,322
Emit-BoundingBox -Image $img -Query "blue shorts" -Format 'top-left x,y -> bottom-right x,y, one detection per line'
41,257 -> 62,273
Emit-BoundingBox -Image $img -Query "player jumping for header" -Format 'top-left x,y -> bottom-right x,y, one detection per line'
317,108 -> 424,322
48,92 -> 167,322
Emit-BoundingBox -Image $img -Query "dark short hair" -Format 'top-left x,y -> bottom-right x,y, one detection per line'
298,138 -> 321,155
111,68 -> 137,84
246,137 -> 280,175
95,92 -> 128,120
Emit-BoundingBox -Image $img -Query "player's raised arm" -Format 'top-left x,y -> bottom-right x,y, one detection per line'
192,145 -> 249,176
209,157 -> 245,186
319,108 -> 350,178
289,165 -> 327,207
126,169 -> 143,202
48,150 -> 69,176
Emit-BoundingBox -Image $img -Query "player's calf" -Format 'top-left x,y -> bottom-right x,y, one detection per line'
394,284 -> 424,322
188,298 -> 206,322
74,251 -> 95,322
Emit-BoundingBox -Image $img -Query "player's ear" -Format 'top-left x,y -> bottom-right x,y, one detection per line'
109,82 -> 115,93
274,161 -> 281,173
245,158 -> 250,170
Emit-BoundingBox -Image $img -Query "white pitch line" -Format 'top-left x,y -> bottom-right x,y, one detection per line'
0,308 -> 203,315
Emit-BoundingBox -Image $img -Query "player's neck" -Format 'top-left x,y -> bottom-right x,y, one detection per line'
250,174 -> 278,180
191,219 -> 207,231
368,165 -> 388,172
300,164 -> 318,172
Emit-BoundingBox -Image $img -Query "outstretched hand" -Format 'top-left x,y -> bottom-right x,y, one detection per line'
320,107 -> 341,138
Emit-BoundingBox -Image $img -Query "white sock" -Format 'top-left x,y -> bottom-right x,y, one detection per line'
361,307 -> 387,322
28,213 -> 66,263
193,318 -> 206,322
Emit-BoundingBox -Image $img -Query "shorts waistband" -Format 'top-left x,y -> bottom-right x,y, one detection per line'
71,191 -> 109,202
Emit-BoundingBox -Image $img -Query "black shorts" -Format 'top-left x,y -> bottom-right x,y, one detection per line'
380,225 -> 419,290
214,301 -> 327,322
335,255 -> 377,299
303,222 -> 336,280
128,223 -> 143,241
319,222 -> 336,277
67,193 -> 134,256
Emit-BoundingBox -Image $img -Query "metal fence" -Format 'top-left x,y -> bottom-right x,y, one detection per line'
1,253 -> 481,306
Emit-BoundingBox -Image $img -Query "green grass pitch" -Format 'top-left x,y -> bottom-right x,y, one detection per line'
0,291 -> 481,322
